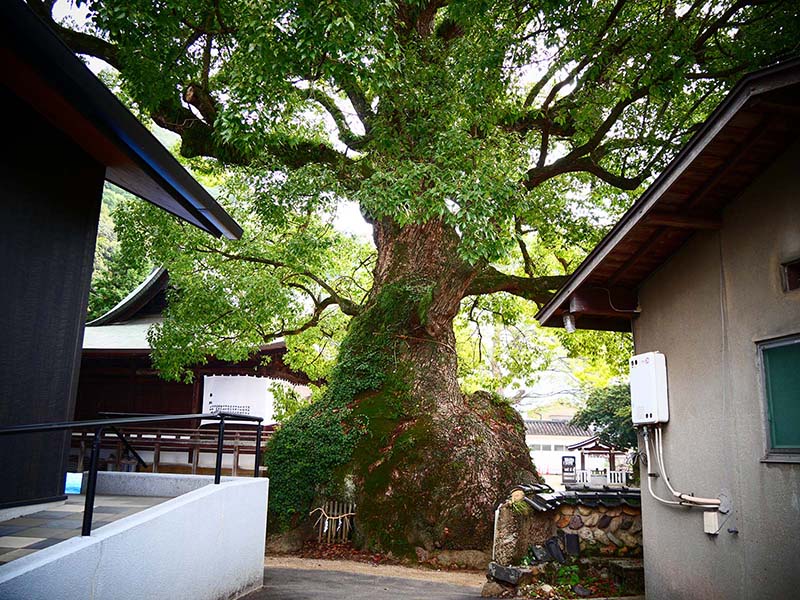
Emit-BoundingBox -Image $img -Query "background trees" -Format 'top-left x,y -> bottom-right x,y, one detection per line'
48,0 -> 800,551
88,185 -> 151,320
572,384 -> 636,451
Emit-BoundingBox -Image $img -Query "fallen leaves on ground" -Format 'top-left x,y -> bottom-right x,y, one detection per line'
297,542 -> 402,567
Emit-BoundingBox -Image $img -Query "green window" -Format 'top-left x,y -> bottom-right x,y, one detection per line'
761,336 -> 800,453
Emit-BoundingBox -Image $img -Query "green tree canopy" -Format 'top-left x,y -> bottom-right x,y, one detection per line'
46,0 -> 800,375
572,383 -> 637,450
88,184 -> 152,321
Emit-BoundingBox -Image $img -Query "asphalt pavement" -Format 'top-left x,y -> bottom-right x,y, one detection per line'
247,566 -> 483,600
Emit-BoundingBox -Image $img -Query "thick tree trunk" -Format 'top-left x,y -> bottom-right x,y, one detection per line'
335,219 -> 538,553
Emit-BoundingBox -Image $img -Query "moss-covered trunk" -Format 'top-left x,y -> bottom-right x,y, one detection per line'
265,218 -> 537,553
347,218 -> 537,552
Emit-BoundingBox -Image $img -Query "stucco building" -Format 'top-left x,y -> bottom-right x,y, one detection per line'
537,60 -> 800,600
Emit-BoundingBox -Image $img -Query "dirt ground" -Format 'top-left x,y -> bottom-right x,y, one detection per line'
265,555 -> 486,588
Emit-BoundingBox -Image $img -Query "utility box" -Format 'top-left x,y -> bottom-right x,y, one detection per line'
629,351 -> 669,425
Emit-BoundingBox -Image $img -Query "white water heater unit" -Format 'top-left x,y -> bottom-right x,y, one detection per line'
629,351 -> 669,425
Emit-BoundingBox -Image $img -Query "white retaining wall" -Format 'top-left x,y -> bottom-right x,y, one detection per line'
0,476 -> 268,600
90,471 -> 241,497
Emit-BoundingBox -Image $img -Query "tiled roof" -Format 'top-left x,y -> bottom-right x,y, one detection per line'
510,484 -> 641,512
524,420 -> 591,437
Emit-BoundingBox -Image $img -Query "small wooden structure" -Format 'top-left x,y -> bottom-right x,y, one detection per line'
310,501 -> 357,544
565,436 -> 629,487
567,436 -> 628,472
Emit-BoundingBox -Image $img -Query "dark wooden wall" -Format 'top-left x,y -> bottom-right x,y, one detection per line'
75,347 -> 311,429
0,87 -> 105,508
76,354 -> 198,427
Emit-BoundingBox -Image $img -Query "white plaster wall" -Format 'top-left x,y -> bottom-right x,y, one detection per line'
0,477 -> 268,600
633,141 -> 800,600
525,434 -> 586,474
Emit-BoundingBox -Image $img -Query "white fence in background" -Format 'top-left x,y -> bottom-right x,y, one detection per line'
573,469 -> 627,486
608,470 -> 627,485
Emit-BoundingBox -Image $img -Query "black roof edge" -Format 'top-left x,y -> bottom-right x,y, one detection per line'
87,267 -> 168,326
536,58 -> 800,328
3,1 -> 242,240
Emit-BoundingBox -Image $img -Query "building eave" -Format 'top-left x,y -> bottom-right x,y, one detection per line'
1,1 -> 242,240
536,58 -> 800,331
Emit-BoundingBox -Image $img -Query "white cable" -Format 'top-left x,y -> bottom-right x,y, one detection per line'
642,428 -> 682,506
654,427 -> 679,496
654,425 -> 721,508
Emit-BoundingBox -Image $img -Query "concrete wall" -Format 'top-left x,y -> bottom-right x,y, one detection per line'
0,477 -> 268,600
90,471 -> 242,497
633,141 -> 800,600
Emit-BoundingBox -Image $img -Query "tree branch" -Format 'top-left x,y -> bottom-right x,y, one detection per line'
464,266 -> 569,305
27,0 -> 120,68
514,218 -> 535,278
263,296 -> 339,339
524,0 -> 628,109
304,88 -> 369,150
525,154 -> 644,190
331,69 -> 374,137
193,245 -> 362,316
396,0 -> 449,39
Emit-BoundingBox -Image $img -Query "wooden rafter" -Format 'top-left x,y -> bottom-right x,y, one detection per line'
644,211 -> 721,230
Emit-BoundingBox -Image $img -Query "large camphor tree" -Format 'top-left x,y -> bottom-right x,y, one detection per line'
42,0 -> 799,552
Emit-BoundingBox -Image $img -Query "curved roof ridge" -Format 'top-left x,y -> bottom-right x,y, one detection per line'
87,267 -> 168,326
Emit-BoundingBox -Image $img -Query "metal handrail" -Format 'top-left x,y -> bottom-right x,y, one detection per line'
0,412 -> 263,536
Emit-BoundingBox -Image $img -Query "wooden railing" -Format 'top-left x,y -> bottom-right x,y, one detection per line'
71,425 -> 272,477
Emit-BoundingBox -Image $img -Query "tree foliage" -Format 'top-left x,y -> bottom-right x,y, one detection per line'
45,0 -> 800,538
572,383 -> 637,450
88,184 -> 152,321
48,0 -> 800,374
269,381 -> 309,423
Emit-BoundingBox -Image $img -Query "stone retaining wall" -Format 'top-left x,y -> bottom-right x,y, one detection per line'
493,493 -> 642,565
555,503 -> 642,556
